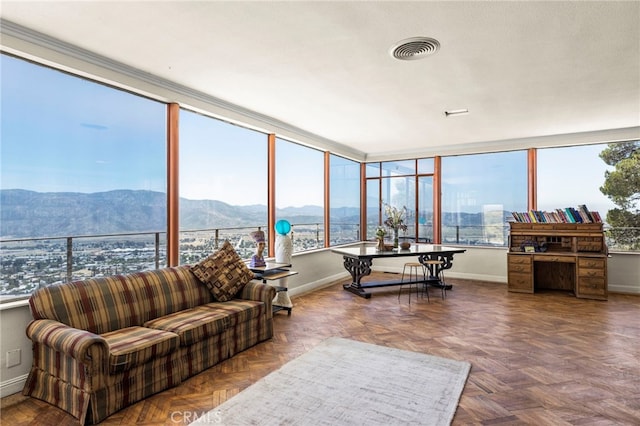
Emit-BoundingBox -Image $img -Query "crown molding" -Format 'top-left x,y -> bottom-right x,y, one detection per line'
365,126 -> 640,162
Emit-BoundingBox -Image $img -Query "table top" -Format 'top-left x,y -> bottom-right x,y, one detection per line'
331,242 -> 466,259
246,261 -> 292,273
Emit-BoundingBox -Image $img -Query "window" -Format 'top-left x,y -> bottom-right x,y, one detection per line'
441,151 -> 528,246
366,162 -> 381,178
366,177 -> 381,239
418,158 -> 434,243
275,138 -> 324,252
382,175 -> 416,240
0,54 -> 167,300
367,160 -> 418,241
417,176 -> 434,242
179,109 -> 268,262
417,158 -> 434,174
537,142 -> 638,251
329,155 -> 361,245
382,160 -> 415,177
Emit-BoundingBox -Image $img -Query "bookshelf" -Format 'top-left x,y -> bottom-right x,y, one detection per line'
510,204 -> 602,224
507,222 -> 608,300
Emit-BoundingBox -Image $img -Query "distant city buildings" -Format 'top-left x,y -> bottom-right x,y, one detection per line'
0,227 -> 357,300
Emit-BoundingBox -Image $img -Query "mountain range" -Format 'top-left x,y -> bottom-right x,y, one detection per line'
0,189 -> 333,239
0,189 -> 500,239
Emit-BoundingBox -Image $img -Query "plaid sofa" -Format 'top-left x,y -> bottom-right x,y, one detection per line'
22,265 -> 276,424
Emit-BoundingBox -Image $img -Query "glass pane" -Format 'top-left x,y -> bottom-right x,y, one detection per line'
276,138 -> 324,252
538,142 -> 638,251
417,158 -> 434,174
381,160 -> 415,177
1,54 -> 167,301
381,176 -> 415,240
441,151 -> 527,246
418,176 -> 434,243
330,155 -> 360,245
365,179 -> 380,239
179,109 -> 268,261
365,162 -> 380,178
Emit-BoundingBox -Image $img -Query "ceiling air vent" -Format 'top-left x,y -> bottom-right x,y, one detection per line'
390,37 -> 440,61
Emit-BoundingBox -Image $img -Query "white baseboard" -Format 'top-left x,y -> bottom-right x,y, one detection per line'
444,272 -> 506,284
371,266 -> 507,284
608,283 -> 640,295
288,272 -> 350,298
287,269 -> 639,296
1,373 -> 27,398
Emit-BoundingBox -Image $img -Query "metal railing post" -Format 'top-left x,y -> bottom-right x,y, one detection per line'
155,232 -> 160,269
291,226 -> 295,248
66,237 -> 73,283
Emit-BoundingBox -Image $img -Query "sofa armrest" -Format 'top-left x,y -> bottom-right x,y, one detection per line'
26,319 -> 109,374
237,281 -> 276,311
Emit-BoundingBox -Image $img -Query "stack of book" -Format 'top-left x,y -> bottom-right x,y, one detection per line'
510,205 -> 602,223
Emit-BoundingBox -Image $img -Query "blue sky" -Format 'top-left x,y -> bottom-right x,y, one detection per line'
1,54 -> 166,194
537,144 -> 616,215
1,54 -> 327,207
1,53 -> 619,214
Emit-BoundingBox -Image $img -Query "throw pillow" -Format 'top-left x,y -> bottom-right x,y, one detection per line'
191,241 -> 255,302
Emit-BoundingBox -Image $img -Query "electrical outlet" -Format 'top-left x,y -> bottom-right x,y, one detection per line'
6,349 -> 21,368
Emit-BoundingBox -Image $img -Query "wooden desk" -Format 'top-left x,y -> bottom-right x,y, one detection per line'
507,223 -> 608,300
332,243 -> 466,299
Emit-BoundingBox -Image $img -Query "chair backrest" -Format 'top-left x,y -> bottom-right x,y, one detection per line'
29,266 -> 213,334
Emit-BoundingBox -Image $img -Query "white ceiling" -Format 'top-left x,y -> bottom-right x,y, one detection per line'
1,1 -> 639,160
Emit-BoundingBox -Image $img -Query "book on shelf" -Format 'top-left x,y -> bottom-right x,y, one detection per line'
510,205 -> 602,223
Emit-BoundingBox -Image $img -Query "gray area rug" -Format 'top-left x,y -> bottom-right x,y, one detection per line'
191,337 -> 471,425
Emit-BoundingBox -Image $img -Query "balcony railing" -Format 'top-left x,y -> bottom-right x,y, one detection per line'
1,232 -> 166,301
2,223 -> 635,302
0,222 -> 361,302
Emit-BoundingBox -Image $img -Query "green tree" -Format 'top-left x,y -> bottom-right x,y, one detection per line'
599,141 -> 640,249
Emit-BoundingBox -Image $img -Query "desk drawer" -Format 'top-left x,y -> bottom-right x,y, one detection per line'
577,277 -> 607,299
577,239 -> 603,252
508,272 -> 533,293
533,254 -> 575,263
508,254 -> 531,264
578,267 -> 605,278
508,262 -> 532,273
578,258 -> 606,270
508,255 -> 532,273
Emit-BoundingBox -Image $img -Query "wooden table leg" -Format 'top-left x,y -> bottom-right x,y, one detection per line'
342,257 -> 373,298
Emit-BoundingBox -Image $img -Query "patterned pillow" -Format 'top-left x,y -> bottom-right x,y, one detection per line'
191,241 -> 255,302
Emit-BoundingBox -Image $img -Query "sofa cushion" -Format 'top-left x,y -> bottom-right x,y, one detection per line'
28,275 -> 145,334
144,307 -> 229,346
201,300 -> 266,326
191,241 -> 255,302
132,266 -> 213,323
101,326 -> 180,374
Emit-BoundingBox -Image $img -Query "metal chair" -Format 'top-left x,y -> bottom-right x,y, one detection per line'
423,259 -> 447,299
398,262 -> 428,303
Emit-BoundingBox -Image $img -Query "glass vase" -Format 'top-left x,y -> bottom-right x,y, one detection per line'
393,228 -> 399,248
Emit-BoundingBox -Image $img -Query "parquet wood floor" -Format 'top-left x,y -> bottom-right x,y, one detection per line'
2,274 -> 639,425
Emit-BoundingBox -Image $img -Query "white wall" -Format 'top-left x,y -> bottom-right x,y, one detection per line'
1,246 -> 637,397
0,301 -> 33,397
369,246 -> 507,283
608,252 -> 640,294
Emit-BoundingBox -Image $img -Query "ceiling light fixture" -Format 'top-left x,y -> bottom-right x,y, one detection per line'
444,109 -> 469,117
390,37 -> 440,61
